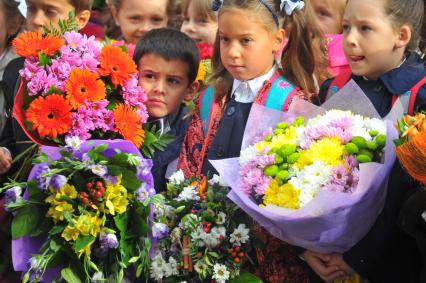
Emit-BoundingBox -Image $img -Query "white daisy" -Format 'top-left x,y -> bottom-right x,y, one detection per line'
212,263 -> 230,283
230,224 -> 250,246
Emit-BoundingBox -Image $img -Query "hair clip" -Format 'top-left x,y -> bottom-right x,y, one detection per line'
280,0 -> 304,15
212,0 -> 224,11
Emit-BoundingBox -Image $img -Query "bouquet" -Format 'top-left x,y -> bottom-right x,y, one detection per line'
394,111 -> 426,185
195,42 -> 213,84
2,139 -> 157,282
149,171 -> 260,283
11,16 -> 168,156
239,110 -> 386,209
211,81 -> 400,253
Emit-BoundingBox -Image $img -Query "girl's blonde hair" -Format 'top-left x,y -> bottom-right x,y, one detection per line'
181,0 -> 217,22
210,0 -> 328,98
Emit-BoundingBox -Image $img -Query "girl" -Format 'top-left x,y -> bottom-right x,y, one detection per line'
178,0 -> 328,282
305,0 -> 426,282
311,0 -> 349,76
180,0 -> 218,45
108,0 -> 175,44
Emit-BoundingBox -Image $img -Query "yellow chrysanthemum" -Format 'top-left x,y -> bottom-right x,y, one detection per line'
296,137 -> 344,169
263,180 -> 300,209
256,126 -> 298,152
196,62 -> 206,82
103,176 -> 129,215
47,201 -> 74,222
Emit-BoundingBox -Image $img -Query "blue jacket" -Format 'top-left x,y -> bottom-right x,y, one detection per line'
151,104 -> 191,192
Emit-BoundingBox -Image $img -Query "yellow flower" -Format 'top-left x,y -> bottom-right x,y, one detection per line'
75,214 -> 103,237
263,180 -> 300,209
256,126 -> 298,152
47,201 -> 74,222
296,137 -> 344,169
196,62 -> 206,82
62,225 -> 80,241
103,176 -> 129,215
60,183 -> 78,199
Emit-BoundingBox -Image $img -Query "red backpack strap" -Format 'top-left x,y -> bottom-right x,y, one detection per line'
325,68 -> 352,101
392,75 -> 426,115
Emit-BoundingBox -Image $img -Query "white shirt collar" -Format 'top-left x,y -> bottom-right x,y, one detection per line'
231,65 -> 277,103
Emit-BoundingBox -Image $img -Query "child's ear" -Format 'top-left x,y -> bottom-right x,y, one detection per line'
111,5 -> 120,26
272,28 -> 286,54
395,24 -> 411,49
75,10 -> 91,30
183,81 -> 200,101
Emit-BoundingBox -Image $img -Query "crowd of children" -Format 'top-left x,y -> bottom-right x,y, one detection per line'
0,0 -> 425,282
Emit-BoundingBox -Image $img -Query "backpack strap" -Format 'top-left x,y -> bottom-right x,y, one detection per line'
198,86 -> 215,135
256,72 -> 298,111
325,68 -> 353,101
391,75 -> 426,115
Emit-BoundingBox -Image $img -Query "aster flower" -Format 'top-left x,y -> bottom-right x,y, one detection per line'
136,183 -> 156,203
88,164 -> 108,177
33,165 -> 51,191
65,135 -> 82,150
4,186 -> 23,209
152,223 -> 169,239
212,264 -> 230,283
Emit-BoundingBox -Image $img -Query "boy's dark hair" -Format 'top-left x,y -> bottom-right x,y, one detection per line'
133,28 -> 200,84
70,0 -> 93,12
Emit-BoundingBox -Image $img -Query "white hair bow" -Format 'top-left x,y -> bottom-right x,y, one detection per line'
280,0 -> 305,15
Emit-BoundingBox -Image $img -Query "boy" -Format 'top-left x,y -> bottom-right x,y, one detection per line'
0,0 -> 91,175
133,28 -> 200,191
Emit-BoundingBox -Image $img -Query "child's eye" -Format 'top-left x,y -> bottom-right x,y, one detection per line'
152,17 -> 165,23
168,78 -> 180,85
241,38 -> 252,45
342,24 -> 350,33
197,18 -> 209,24
220,36 -> 230,43
143,73 -> 156,80
129,16 -> 141,23
361,25 -> 371,32
46,9 -> 58,17
317,9 -> 330,18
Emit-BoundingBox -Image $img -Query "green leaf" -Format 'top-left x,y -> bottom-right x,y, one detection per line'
128,256 -> 139,263
11,205 -> 39,239
106,165 -> 122,176
50,239 -> 62,252
110,152 -> 129,166
61,267 -> 82,283
230,272 -> 263,283
121,169 -> 141,192
75,235 -> 95,253
28,181 -> 45,202
30,215 -> 52,237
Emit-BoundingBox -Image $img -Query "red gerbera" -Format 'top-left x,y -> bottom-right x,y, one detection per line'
65,68 -> 106,109
98,45 -> 137,87
12,31 -> 65,57
25,94 -> 72,139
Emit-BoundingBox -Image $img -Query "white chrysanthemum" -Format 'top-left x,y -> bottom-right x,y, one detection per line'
363,117 -> 386,136
164,257 -> 179,277
208,174 -> 228,187
91,271 -> 104,283
230,224 -> 250,246
168,170 -> 185,184
212,263 -> 230,283
202,232 -> 220,248
191,227 -> 205,243
239,145 -> 258,165
289,161 -> 332,207
175,185 -> 200,202
294,125 -> 307,145
211,226 -> 226,238
350,115 -> 373,141
216,212 -> 227,225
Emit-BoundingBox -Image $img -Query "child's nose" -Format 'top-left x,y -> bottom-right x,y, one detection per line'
28,11 -> 45,32
227,42 -> 241,58
153,80 -> 166,93
344,29 -> 357,47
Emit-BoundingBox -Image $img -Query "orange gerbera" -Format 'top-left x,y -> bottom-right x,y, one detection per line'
98,45 -> 137,87
65,68 -> 106,109
113,104 -> 145,147
12,31 -> 65,57
26,94 -> 72,139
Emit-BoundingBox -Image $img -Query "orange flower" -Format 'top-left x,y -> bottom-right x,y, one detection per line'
26,94 -> 72,139
98,45 -> 137,87
12,31 -> 65,57
113,104 -> 144,147
65,68 -> 106,109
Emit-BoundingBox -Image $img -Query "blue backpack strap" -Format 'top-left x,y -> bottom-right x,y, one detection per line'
261,75 -> 298,111
199,86 -> 215,135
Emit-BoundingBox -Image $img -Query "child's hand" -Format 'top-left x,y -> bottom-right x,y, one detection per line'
326,253 -> 356,279
303,250 -> 345,283
0,147 -> 12,174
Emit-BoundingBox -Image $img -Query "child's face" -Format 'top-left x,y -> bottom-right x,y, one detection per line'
26,0 -> 90,32
343,0 -> 407,80
138,53 -> 198,119
181,1 -> 218,45
311,0 -> 345,34
112,0 -> 168,44
218,9 -> 283,81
